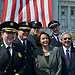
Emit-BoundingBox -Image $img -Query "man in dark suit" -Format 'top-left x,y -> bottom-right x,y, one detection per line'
59,32 -> 75,75
48,20 -> 62,47
13,22 -> 36,75
0,21 -> 24,75
28,21 -> 42,48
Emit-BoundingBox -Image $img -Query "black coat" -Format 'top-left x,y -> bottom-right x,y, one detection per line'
0,41 -> 24,75
28,34 -> 37,48
13,37 -> 36,75
59,46 -> 75,75
50,35 -> 62,47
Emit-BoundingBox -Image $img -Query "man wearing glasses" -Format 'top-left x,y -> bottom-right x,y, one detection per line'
48,20 -> 62,47
59,32 -> 75,75
13,22 -> 35,75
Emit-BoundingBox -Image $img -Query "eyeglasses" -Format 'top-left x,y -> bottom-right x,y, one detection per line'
22,30 -> 30,32
64,38 -> 71,40
33,27 -> 39,29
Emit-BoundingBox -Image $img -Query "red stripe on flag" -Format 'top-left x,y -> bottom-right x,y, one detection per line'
1,0 -> 8,23
48,0 -> 53,21
18,0 -> 23,23
10,0 -> 17,21
40,0 -> 46,27
26,0 -> 31,22
33,0 -> 39,21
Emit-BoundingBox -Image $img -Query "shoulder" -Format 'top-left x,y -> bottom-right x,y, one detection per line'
50,46 -> 60,53
27,40 -> 34,46
33,47 -> 42,55
27,40 -> 36,49
0,41 -> 4,48
71,46 -> 75,53
14,37 -> 19,43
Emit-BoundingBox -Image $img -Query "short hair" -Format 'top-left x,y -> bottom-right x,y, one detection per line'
36,31 -> 51,47
60,32 -> 72,40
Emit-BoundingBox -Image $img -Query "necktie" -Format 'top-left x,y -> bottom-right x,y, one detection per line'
57,36 -> 59,42
66,50 -> 70,66
6,47 -> 11,58
23,41 -> 27,50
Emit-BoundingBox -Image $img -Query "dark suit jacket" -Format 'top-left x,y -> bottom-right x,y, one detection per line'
50,34 -> 62,47
0,41 -> 24,75
28,34 -> 38,48
59,46 -> 75,75
13,37 -> 36,75
33,46 -> 62,75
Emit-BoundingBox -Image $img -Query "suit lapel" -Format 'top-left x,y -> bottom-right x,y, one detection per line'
16,37 -> 23,45
69,47 -> 75,68
60,47 -> 69,67
48,46 -> 54,66
38,48 -> 49,67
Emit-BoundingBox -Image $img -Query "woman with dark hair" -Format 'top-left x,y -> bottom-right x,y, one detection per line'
33,31 -> 62,75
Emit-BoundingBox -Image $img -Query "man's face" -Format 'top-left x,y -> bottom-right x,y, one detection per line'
30,27 -> 40,36
61,33 -> 72,48
50,26 -> 60,36
1,32 -> 16,45
18,30 -> 30,40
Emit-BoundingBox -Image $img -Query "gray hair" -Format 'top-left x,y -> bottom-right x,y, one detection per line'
60,32 -> 72,40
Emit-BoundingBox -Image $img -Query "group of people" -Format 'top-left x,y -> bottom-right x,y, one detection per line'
0,20 -> 75,75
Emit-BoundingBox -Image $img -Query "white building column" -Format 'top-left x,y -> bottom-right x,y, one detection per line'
0,0 -> 2,21
68,6 -> 71,29
58,5 -> 61,29
52,0 -> 58,20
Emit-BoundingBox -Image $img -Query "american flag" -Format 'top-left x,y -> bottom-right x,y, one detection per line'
1,0 -> 53,27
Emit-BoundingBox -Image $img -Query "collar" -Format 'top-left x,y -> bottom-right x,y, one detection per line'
18,36 -> 23,44
63,46 -> 71,56
53,33 -> 61,41
18,36 -> 27,45
3,40 -> 12,48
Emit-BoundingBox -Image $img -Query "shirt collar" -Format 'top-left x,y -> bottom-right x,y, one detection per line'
53,33 -> 61,41
18,36 -> 27,45
18,36 -> 23,44
63,46 -> 71,56
3,40 -> 12,48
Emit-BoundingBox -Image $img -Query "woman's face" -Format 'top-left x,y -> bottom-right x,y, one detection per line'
40,34 -> 49,47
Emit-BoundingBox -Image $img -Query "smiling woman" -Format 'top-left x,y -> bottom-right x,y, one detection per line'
33,31 -> 62,75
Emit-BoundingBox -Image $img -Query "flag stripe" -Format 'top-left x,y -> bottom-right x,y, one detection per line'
23,0 -> 27,21
1,0 -> 8,23
48,0 -> 53,21
40,0 -> 46,27
37,0 -> 42,23
26,0 -> 31,22
14,0 -> 20,22
33,0 -> 39,21
44,0 -> 49,27
29,0 -> 35,21
6,0 -> 12,21
10,0 -> 17,21
18,0 -> 23,23
1,0 -> 53,27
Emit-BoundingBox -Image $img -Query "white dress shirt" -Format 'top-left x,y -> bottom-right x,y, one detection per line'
63,46 -> 71,57
4,41 -> 13,56
53,33 -> 61,41
18,36 -> 27,46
